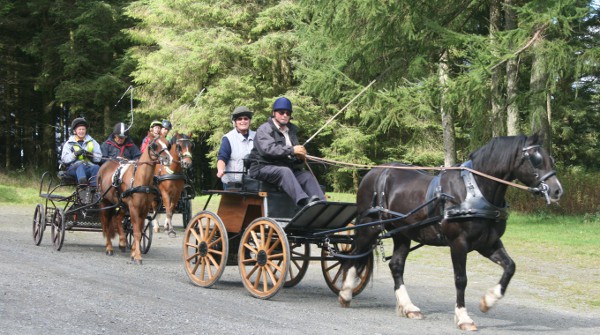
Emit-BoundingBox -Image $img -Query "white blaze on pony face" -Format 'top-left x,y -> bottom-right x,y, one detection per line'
157,139 -> 173,166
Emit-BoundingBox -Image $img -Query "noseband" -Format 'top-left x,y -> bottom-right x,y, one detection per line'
522,145 -> 556,204
175,137 -> 193,165
149,139 -> 172,165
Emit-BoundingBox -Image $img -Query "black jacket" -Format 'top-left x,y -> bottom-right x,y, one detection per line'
248,117 -> 303,169
100,136 -> 142,161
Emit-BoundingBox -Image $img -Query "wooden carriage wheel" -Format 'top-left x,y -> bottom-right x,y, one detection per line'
50,208 -> 66,251
32,204 -> 45,246
284,242 -> 310,288
320,226 -> 373,297
125,216 -> 153,254
183,211 -> 228,288
238,218 -> 289,299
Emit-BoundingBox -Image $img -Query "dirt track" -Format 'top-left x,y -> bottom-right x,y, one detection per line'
1,204 -> 599,335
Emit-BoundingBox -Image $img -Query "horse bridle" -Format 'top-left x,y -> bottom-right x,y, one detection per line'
148,138 -> 172,166
522,145 -> 556,204
174,137 -> 193,164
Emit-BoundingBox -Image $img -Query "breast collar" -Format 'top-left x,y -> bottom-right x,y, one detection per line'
444,160 -> 508,221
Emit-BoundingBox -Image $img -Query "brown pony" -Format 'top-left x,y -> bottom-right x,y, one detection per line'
152,132 -> 193,236
96,136 -> 172,264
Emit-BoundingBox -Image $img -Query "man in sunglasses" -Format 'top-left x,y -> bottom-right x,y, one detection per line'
217,106 -> 256,189
248,97 -> 325,207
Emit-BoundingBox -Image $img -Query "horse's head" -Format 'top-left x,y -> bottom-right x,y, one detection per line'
514,134 -> 563,204
170,132 -> 193,169
148,136 -> 173,166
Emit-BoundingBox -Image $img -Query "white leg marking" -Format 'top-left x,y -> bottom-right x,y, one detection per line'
339,267 -> 357,303
395,285 -> 421,318
455,305 -> 476,330
481,283 -> 503,312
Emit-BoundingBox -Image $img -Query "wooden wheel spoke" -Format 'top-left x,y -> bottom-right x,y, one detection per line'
207,237 -> 223,250
250,230 -> 261,249
186,251 -> 200,263
324,260 -> 341,272
242,242 -> 258,255
267,237 -> 281,253
266,260 -> 283,276
252,267 -> 263,289
190,226 -> 201,241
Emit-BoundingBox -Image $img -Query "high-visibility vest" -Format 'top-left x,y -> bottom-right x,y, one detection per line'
73,141 -> 95,162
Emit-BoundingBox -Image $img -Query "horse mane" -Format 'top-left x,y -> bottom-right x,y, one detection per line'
468,134 -> 542,175
169,132 -> 190,145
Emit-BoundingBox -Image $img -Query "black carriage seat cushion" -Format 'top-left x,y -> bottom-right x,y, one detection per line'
57,170 -> 78,186
241,175 -> 281,193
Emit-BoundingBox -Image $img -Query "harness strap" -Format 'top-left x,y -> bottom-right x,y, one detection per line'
155,173 -> 186,182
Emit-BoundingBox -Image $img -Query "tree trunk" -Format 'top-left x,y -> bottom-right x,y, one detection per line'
529,38 -> 552,151
439,50 -> 456,167
490,0 -> 505,137
505,0 -> 519,136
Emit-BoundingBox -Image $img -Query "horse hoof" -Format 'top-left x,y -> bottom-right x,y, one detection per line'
106,250 -> 114,256
153,227 -> 160,233
338,296 -> 351,308
479,298 -> 490,313
458,322 -> 477,331
119,246 -> 126,253
167,230 -> 176,238
406,311 -> 423,319
131,257 -> 143,265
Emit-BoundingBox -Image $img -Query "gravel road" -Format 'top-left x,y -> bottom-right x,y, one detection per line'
1,204 -> 599,335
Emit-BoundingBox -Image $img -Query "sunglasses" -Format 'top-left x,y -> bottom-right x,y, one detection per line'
275,110 -> 292,116
236,117 -> 250,121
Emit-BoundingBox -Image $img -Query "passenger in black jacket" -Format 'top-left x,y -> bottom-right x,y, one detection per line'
100,122 -> 142,161
248,97 -> 325,207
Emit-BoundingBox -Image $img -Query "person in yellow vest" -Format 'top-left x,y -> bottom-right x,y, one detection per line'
60,117 -> 102,186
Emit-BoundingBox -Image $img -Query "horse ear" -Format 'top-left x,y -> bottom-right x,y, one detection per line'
530,132 -> 545,146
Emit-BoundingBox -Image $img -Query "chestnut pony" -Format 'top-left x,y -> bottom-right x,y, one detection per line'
96,136 -> 172,264
152,132 -> 193,236
338,134 -> 563,330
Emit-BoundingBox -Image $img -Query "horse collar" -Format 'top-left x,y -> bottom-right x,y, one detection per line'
444,161 -> 509,222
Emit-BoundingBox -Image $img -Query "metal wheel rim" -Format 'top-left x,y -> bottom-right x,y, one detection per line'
33,204 -> 45,245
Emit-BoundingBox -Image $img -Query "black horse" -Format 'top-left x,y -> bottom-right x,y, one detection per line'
338,134 -> 563,331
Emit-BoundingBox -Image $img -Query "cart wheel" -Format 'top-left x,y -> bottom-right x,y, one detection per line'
32,204 -> 45,246
183,211 -> 228,288
50,208 -> 66,251
321,233 -> 373,297
182,199 -> 192,229
238,217 -> 289,299
125,216 -> 153,254
284,242 -> 310,288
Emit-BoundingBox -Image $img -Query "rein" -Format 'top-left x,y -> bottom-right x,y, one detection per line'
306,154 -> 540,193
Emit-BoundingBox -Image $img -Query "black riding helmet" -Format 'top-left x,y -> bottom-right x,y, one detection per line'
162,119 -> 172,130
71,117 -> 89,132
112,122 -> 129,138
231,106 -> 253,121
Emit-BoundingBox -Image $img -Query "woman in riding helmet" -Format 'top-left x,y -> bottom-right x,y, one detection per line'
60,117 -> 102,186
160,119 -> 172,140
140,120 -> 163,153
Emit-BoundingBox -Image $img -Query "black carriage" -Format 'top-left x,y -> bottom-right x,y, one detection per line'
182,173 -> 374,299
32,170 -> 154,252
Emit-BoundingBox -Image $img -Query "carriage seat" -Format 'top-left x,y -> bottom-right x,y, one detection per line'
57,170 -> 78,186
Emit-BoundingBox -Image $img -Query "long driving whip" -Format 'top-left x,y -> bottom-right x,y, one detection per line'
303,79 -> 377,146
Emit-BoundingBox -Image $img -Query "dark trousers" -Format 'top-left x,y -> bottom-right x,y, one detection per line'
249,165 -> 324,205
67,162 -> 99,186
